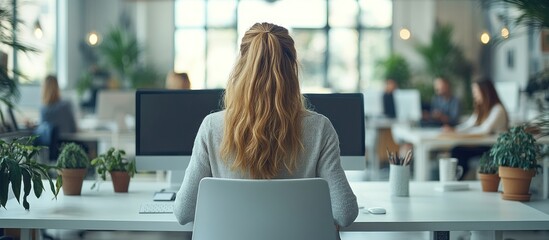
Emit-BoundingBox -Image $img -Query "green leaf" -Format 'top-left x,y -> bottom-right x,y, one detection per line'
0,171 -> 9,208
21,168 -> 32,210
8,163 -> 21,203
55,175 -> 62,198
32,172 -> 43,198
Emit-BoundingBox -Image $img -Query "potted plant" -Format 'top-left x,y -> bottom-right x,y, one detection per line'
56,143 -> 89,195
0,136 -> 61,210
478,152 -> 500,192
91,147 -> 136,193
490,125 -> 540,201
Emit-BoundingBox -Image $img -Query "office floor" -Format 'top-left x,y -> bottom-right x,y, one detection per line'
42,229 -> 549,240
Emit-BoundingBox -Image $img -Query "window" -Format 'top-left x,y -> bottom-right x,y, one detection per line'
174,0 -> 392,92
8,0 -> 57,84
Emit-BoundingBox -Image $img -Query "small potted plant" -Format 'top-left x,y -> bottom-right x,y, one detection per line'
91,147 -> 136,193
477,152 -> 499,192
57,143 -> 89,195
490,125 -> 540,201
0,136 -> 61,210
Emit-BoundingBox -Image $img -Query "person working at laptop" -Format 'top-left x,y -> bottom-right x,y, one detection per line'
174,22 -> 358,229
443,77 -> 508,179
422,77 -> 460,127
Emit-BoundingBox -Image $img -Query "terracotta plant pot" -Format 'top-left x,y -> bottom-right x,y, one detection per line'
60,169 -> 87,195
478,173 -> 500,192
498,166 -> 535,201
110,171 -> 131,193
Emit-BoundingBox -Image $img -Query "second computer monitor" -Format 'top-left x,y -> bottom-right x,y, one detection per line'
393,89 -> 422,124
304,93 -> 365,170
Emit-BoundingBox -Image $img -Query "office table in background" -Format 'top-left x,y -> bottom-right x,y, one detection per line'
391,125 -> 501,181
2,181 -> 549,240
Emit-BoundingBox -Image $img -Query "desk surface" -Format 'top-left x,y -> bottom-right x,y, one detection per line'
1,180 -> 188,232
391,125 -> 549,181
2,180 -> 549,235
350,181 -> 549,231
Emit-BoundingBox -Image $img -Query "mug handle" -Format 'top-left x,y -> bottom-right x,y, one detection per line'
456,166 -> 464,180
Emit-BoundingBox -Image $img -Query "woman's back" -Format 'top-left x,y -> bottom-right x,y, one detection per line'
40,100 -> 77,134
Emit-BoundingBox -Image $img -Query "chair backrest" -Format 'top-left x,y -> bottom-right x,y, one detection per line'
192,178 -> 337,240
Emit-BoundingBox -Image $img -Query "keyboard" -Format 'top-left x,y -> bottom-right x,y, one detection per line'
139,202 -> 175,214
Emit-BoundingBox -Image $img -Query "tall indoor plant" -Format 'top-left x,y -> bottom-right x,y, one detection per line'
0,6 -> 38,107
490,125 -> 540,201
57,143 -> 89,195
91,147 -> 136,193
0,136 -> 61,210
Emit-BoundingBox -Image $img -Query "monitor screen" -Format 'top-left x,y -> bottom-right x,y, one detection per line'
136,90 -> 366,182
393,89 -> 422,123
304,93 -> 365,170
96,90 -> 136,131
135,89 -> 224,173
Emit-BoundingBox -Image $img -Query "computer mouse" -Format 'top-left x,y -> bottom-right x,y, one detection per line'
367,207 -> 386,214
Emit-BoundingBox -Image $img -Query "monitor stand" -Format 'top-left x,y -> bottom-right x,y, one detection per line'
164,170 -> 185,191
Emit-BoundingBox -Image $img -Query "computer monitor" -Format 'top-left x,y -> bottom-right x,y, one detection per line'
96,90 -> 136,131
494,81 -> 519,115
393,89 -> 422,124
361,90 -> 384,118
135,89 -> 224,188
304,93 -> 366,170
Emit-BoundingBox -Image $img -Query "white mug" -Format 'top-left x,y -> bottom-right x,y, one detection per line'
439,158 -> 463,182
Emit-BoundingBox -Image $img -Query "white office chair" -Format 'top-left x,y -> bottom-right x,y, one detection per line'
192,178 -> 338,240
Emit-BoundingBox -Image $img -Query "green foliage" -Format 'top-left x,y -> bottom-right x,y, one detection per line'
97,27 -> 161,89
414,24 -> 473,110
415,24 -> 471,79
478,152 -> 498,174
56,143 -> 89,169
490,125 -> 540,171
99,27 -> 140,81
377,54 -> 411,88
0,6 -> 38,107
0,136 -> 61,210
90,147 -> 136,188
489,0 -> 549,29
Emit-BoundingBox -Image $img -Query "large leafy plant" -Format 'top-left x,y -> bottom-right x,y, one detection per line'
414,24 -> 473,110
377,54 -> 411,88
0,6 -> 38,107
490,125 -> 540,171
0,136 -> 61,210
97,27 -> 161,89
57,143 -> 89,169
489,0 -> 549,29
90,147 -> 135,189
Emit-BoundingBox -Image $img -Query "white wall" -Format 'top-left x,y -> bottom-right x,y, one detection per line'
392,0 -> 436,71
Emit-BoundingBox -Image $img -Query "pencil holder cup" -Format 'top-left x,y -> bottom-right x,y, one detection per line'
389,164 -> 410,197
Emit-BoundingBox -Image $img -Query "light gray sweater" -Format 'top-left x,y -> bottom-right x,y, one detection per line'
174,110 -> 359,227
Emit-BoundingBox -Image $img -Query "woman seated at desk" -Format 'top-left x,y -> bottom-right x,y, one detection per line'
174,22 -> 358,229
443,77 -> 508,179
34,75 -> 78,160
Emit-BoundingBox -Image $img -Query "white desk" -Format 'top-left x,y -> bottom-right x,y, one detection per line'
391,125 -> 501,181
2,181 -> 549,240
350,181 -> 549,239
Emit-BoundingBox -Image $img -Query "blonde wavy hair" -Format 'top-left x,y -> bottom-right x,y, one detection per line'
221,22 -> 305,179
42,75 -> 61,106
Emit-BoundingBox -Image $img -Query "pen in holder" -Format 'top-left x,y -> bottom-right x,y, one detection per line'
388,149 -> 412,197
